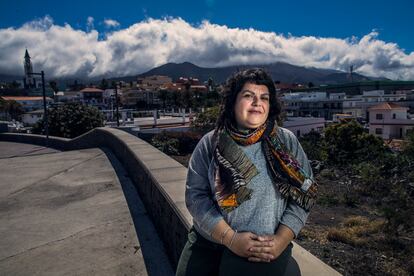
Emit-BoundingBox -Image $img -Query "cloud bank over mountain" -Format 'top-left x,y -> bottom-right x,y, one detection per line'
1,16 -> 413,80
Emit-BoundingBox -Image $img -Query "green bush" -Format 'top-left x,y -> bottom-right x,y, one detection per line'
299,130 -> 327,161
151,131 -> 179,155
353,163 -> 383,190
149,131 -> 203,156
32,103 -> 104,138
402,131 -> 414,160
324,120 -> 388,164
190,106 -> 219,133
381,180 -> 414,234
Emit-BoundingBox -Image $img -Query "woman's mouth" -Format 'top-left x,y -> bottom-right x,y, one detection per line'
248,110 -> 262,114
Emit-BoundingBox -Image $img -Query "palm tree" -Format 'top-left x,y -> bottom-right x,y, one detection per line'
4,100 -> 24,121
158,89 -> 169,109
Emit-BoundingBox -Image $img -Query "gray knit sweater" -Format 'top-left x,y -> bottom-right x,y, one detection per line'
185,127 -> 313,243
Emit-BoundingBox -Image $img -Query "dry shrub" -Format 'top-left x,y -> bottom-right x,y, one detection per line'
299,227 -> 329,244
327,216 -> 385,247
343,216 -> 369,227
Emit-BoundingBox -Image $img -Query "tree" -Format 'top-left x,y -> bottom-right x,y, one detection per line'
49,80 -> 59,94
99,78 -> 109,90
68,80 -> 85,91
181,85 -> 194,109
158,89 -> 169,109
402,130 -> 414,160
10,81 -> 21,89
32,102 -> 104,138
299,130 -> 327,161
324,120 -> 388,164
207,77 -> 214,91
0,100 -> 24,121
171,90 -> 182,108
7,100 -> 24,120
0,97 -> 7,120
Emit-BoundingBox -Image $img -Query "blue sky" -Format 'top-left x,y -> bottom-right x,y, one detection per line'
0,0 -> 413,79
2,0 -> 413,52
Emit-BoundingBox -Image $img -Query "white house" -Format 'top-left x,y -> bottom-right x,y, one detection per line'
22,109 -> 43,126
368,102 -> 414,139
54,91 -> 81,103
283,117 -> 326,137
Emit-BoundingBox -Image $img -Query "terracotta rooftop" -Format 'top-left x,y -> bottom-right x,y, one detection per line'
368,102 -> 408,110
1,96 -> 52,101
79,88 -> 104,93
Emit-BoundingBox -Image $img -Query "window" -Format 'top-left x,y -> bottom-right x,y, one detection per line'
376,114 -> 383,120
393,114 -> 396,119
375,128 -> 383,134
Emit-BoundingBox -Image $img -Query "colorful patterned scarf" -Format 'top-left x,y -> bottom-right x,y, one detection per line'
213,119 -> 317,213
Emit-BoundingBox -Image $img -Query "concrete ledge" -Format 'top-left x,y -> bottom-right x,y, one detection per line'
0,129 -> 340,275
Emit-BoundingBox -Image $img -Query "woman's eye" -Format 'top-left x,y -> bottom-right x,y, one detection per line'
244,94 -> 253,98
262,97 -> 269,101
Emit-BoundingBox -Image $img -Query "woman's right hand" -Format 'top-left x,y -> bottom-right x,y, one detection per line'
224,231 -> 275,259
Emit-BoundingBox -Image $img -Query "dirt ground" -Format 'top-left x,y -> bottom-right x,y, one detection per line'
297,204 -> 403,276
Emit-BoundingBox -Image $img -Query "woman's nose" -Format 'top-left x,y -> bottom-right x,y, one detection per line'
252,96 -> 260,106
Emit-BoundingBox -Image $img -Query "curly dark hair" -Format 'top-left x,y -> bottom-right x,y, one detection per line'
215,68 -> 281,131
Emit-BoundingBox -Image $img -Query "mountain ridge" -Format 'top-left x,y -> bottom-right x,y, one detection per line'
0,61 -> 389,85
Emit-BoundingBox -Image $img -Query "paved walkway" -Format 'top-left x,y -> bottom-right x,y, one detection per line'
0,142 -> 173,275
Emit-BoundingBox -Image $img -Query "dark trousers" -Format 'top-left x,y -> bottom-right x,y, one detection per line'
176,227 -> 292,276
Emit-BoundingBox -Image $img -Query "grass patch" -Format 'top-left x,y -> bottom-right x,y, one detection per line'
327,216 -> 385,247
317,194 -> 340,206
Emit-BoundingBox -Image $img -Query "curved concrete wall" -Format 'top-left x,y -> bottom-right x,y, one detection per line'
0,128 -> 340,275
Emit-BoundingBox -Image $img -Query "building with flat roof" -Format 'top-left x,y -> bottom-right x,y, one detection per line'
283,117 -> 326,137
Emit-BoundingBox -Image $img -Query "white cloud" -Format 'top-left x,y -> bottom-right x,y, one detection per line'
103,19 -> 120,28
0,16 -> 413,80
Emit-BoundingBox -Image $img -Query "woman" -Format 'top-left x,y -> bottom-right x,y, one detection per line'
176,68 -> 317,276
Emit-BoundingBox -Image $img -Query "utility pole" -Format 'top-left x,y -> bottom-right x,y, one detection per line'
41,71 -> 49,142
115,83 -> 120,127
28,70 -> 49,146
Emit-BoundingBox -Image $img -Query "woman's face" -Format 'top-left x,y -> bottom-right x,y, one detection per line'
233,82 -> 270,130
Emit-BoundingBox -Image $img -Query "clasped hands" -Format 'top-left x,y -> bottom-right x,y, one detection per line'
223,231 -> 286,263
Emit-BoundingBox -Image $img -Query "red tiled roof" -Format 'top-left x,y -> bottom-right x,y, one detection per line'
368,102 -> 408,110
1,96 -> 52,101
79,88 -> 104,93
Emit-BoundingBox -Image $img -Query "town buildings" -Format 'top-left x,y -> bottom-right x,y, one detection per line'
0,96 -> 53,112
282,89 -> 414,121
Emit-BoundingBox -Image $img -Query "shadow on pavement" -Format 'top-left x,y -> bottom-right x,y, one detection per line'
102,148 -> 174,276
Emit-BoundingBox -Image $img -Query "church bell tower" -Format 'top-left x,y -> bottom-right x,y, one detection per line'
24,49 -> 36,89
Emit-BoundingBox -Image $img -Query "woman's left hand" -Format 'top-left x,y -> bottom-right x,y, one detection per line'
247,235 -> 286,262
247,225 -> 295,262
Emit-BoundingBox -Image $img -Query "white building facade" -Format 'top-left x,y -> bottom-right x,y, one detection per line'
368,102 -> 414,139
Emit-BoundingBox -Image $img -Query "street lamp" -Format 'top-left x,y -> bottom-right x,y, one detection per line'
114,82 -> 120,127
28,70 -> 49,146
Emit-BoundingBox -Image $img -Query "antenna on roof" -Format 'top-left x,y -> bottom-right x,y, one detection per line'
349,65 -> 354,83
